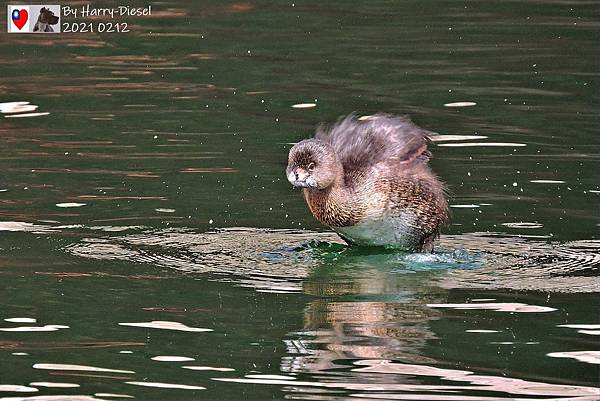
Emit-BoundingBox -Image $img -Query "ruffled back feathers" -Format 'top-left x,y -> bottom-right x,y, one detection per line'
315,113 -> 432,174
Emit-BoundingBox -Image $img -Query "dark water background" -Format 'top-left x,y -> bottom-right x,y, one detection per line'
0,1 -> 598,400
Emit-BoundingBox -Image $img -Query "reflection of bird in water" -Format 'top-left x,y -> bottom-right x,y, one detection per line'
293,297 -> 441,367
287,269 -> 444,373
287,114 -> 448,252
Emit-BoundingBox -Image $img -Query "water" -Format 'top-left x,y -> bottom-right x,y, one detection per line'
0,0 -> 598,399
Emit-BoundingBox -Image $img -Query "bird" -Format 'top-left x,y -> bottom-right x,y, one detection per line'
286,113 -> 448,252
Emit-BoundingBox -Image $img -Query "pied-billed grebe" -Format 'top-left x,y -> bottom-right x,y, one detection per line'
286,113 -> 448,252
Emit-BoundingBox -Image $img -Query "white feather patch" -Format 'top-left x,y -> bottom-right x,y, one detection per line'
334,211 -> 420,248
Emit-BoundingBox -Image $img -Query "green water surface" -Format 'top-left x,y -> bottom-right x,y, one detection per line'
0,1 -> 598,400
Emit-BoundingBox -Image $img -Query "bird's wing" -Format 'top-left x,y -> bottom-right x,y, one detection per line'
315,113 -> 433,172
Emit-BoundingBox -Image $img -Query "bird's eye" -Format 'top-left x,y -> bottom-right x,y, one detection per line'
307,162 -> 316,170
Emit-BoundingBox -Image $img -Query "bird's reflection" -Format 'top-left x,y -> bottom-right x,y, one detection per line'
282,250 -> 446,374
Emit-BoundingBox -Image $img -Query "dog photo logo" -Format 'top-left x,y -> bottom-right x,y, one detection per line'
8,5 -> 60,33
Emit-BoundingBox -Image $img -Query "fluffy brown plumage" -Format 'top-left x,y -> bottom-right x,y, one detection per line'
286,113 -> 448,252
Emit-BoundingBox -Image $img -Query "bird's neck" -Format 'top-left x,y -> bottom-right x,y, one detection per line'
303,178 -> 360,227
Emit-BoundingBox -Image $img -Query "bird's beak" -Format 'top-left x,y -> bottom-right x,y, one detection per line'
287,167 -> 311,188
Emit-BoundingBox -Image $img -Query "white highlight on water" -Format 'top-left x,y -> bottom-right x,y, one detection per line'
291,103 -> 317,109
0,101 -> 38,114
437,142 -> 527,147
444,101 -> 477,107
0,385 -> 37,392
547,351 -> 600,365
557,324 -> 600,336
151,356 -> 195,362
246,374 -> 297,380
182,366 -> 235,372
501,222 -> 543,229
0,222 -> 51,232
5,112 -> 50,118
33,363 -> 134,374
427,302 -> 557,313
119,321 -> 213,332
30,382 -> 80,388
558,324 -> 600,329
0,325 -> 69,332
530,180 -> 566,184
4,317 -> 37,323
56,203 -> 87,208
125,381 -> 206,390
429,135 -> 488,142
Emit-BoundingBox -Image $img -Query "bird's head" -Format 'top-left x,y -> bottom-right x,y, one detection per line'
286,139 -> 340,190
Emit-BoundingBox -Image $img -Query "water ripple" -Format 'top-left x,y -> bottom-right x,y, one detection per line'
214,358 -> 600,399
60,226 -> 600,293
